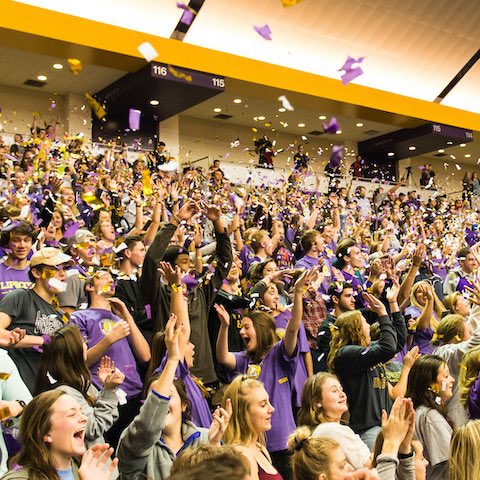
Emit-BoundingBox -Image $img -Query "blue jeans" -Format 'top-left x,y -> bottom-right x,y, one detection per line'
359,425 -> 382,451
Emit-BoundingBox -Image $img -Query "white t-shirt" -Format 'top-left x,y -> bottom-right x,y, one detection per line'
312,422 -> 370,470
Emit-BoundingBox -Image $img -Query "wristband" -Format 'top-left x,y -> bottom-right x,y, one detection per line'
14,400 -> 26,418
398,451 -> 414,459
170,283 -> 181,293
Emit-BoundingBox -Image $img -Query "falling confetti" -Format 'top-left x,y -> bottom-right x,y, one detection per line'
338,56 -> 365,85
137,42 -> 158,62
254,24 -> 272,40
177,2 -> 196,25
168,65 -> 193,82
282,0 -> 303,5
278,95 -> 294,111
128,108 -> 141,131
67,58 -> 83,75
329,145 -> 344,168
85,93 -> 106,120
322,117 -> 341,134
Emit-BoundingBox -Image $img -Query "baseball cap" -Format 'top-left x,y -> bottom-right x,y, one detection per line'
66,229 -> 96,249
30,247 -> 72,268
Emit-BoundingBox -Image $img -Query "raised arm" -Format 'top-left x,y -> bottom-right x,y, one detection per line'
283,268 -> 319,357
117,315 -> 179,476
107,298 -> 151,363
398,243 -> 425,307
338,293 -> 398,375
215,304 -> 236,370
415,284 -> 434,331
201,204 -> 233,306
159,261 -> 191,360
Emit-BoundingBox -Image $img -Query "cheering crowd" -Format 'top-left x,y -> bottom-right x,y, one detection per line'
1,129 -> 480,480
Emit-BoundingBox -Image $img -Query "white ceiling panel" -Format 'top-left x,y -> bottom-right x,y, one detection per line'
11,0 -> 480,114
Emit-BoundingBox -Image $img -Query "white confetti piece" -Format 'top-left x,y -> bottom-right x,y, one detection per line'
137,42 -> 158,62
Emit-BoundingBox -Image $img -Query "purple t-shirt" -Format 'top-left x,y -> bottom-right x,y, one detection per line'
238,245 -> 256,276
70,308 -> 143,398
0,262 -> 32,300
233,341 -> 299,452
403,305 -> 434,355
156,355 -> 212,428
295,254 -> 332,293
468,374 -> 480,419
342,270 -> 366,308
274,310 -> 309,408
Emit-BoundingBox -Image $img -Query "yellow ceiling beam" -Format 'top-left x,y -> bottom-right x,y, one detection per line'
1,0 -> 479,132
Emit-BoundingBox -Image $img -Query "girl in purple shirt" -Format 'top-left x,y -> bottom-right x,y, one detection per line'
216,268 -> 319,480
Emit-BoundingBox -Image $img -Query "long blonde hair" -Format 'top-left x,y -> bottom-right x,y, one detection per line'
327,311 -> 367,374
459,346 -> 480,408
410,281 -> 445,330
222,376 -> 265,446
297,373 -> 339,427
431,314 -> 465,347
449,420 -> 480,480
287,426 -> 340,480
444,292 -> 461,315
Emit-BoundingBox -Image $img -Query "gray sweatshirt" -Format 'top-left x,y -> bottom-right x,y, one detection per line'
117,390 -> 210,480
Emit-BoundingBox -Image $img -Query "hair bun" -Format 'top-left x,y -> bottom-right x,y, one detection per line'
287,426 -> 311,453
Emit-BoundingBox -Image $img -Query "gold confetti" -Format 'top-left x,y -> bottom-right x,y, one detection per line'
67,58 -> 83,75
85,93 -> 106,120
168,65 -> 192,82
0,372 -> 11,380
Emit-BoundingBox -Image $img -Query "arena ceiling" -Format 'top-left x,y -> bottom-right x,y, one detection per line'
1,0 -> 480,164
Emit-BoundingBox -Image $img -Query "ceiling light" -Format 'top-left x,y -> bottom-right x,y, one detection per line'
465,154 -> 471,158
336,130 -> 342,134
53,63 -> 63,70
213,107 -> 222,113
356,122 -> 364,127
447,141 -> 453,145
387,152 -> 394,157
408,146 -> 416,151
438,149 -> 444,153
278,107 -> 286,112
298,123 -> 305,127
319,115 -> 327,120
37,75 -> 47,81
149,100 -> 159,106
460,143 -> 466,147
233,98 -> 242,104
258,116 -> 265,121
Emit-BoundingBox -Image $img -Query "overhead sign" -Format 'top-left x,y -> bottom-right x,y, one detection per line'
151,62 -> 225,91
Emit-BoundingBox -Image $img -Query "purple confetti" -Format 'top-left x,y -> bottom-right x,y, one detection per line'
181,274 -> 199,290
177,2 -> 195,25
63,221 -> 82,239
338,56 -> 365,85
254,24 -> 272,40
322,117 -> 341,134
340,67 -> 363,85
128,108 -> 141,131
339,56 -> 365,72
329,145 -> 344,168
